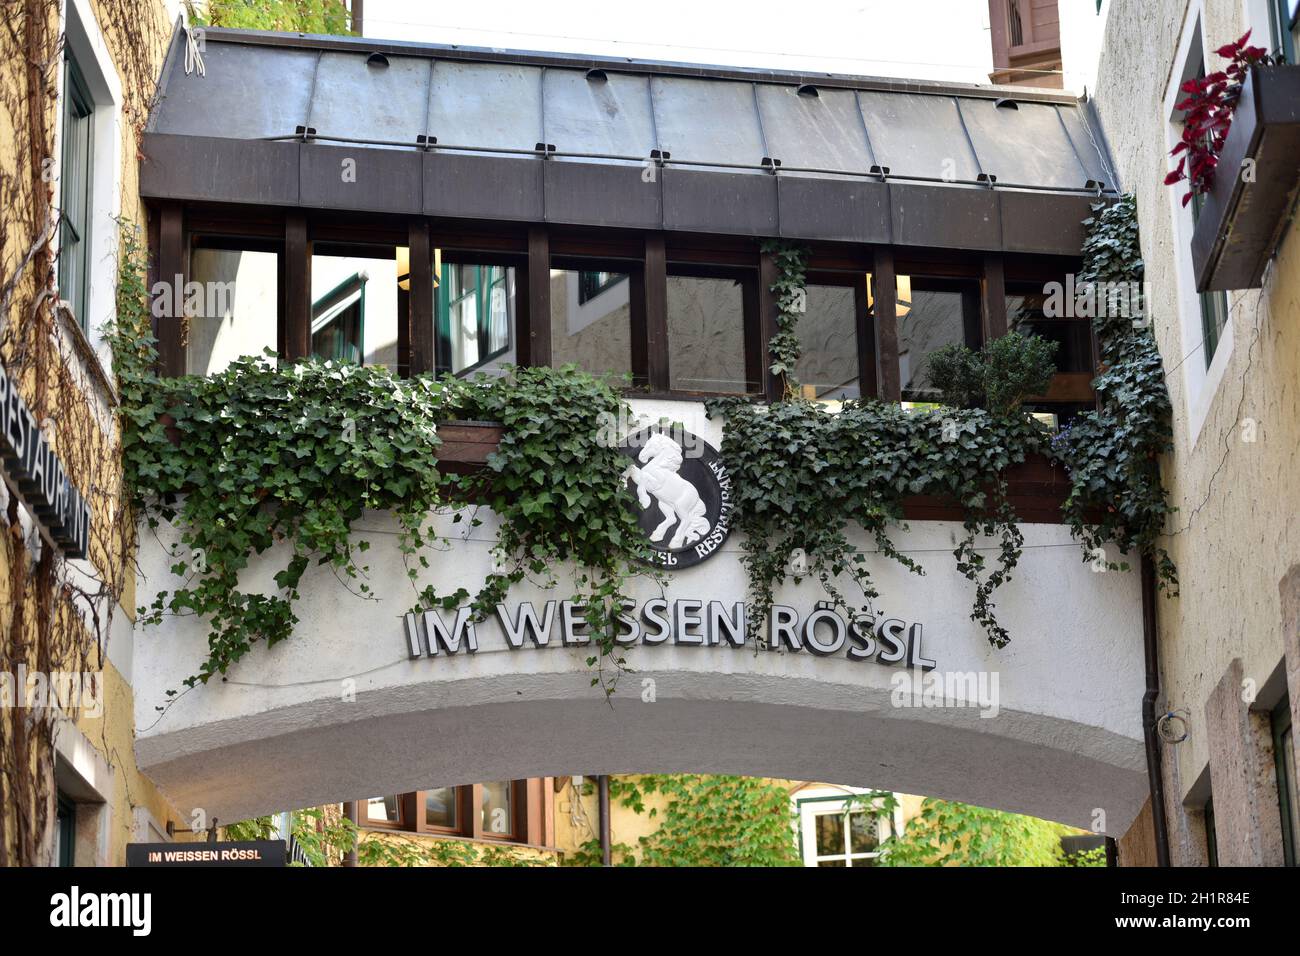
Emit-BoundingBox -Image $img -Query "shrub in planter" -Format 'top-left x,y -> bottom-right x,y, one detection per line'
927,333 -> 1058,416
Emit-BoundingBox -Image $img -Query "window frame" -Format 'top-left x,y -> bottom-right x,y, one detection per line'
58,50 -> 95,329
796,791 -> 897,867
359,780 -> 532,844
1273,695 -> 1297,866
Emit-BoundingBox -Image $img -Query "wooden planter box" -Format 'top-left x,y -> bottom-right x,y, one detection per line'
1192,64 -> 1300,292
440,422 -> 1077,525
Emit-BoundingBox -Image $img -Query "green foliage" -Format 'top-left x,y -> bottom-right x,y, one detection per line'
878,798 -> 1084,867
224,810 -> 551,866
189,0 -> 353,33
928,332 -> 1059,416
429,367 -> 656,696
1052,196 -> 1177,588
760,240 -> 809,399
565,775 -> 802,867
110,232 -> 647,692
707,397 -> 1045,648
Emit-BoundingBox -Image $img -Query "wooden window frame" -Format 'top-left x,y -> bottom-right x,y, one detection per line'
360,779 -> 540,846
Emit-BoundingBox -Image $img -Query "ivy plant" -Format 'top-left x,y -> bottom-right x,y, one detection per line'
1053,196 -> 1177,588
760,239 -> 810,399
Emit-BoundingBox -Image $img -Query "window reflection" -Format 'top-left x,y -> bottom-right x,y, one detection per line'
796,283 -> 860,400
550,267 -> 632,385
667,273 -> 755,394
895,278 -> 981,403
438,262 -> 514,376
481,781 -> 513,836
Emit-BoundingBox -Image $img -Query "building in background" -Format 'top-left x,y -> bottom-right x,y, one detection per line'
1093,0 -> 1299,867
988,0 -> 1065,87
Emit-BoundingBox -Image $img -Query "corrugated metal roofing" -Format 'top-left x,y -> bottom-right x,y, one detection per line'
142,25 -> 1119,253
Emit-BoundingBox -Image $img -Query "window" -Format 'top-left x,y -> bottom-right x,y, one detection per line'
359,780 -> 532,843
550,265 -> 633,386
314,245 -> 403,370
55,793 -> 75,867
1205,797 -> 1219,866
1271,0 -> 1299,63
437,261 -> 514,376
795,281 -> 862,401
58,51 -> 94,328
667,269 -> 759,395
578,270 -> 626,305
312,273 -> 366,364
186,241 -> 281,376
1190,190 -> 1230,367
893,277 -> 982,402
797,792 -> 895,867
1274,695 -> 1297,866
1007,278 -> 1096,427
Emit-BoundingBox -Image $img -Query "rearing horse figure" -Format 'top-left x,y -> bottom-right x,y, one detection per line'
626,433 -> 711,549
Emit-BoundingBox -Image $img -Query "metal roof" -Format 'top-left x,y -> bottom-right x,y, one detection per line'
142,24 -> 1119,254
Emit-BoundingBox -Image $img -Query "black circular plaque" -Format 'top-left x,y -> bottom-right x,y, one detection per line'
620,425 -> 733,569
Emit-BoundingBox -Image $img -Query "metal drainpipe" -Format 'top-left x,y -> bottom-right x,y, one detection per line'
598,775 -> 611,866
1141,556 -> 1172,867
342,801 -> 358,867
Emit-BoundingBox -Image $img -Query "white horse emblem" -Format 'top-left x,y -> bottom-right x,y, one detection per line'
626,433 -> 712,549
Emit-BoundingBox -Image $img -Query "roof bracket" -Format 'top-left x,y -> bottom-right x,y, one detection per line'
761,156 -> 782,174
295,125 -> 317,143
535,142 -> 557,157
977,172 -> 998,186
416,134 -> 438,151
870,164 -> 890,179
1085,178 -> 1106,194
650,148 -> 671,166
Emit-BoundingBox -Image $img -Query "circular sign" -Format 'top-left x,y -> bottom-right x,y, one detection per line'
620,425 -> 733,569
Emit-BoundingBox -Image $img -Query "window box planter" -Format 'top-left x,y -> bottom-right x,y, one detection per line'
440,421 -> 1079,525
1191,64 -> 1300,292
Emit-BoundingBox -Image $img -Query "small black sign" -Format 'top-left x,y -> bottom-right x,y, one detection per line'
125,840 -> 286,867
621,425 -> 732,569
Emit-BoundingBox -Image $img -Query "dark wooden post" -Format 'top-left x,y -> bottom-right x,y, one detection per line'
155,202 -> 185,376
643,235 -> 669,391
407,220 -> 434,374
873,247 -> 902,401
982,252 -> 1007,341
284,211 -> 311,360
525,226 -> 552,368
854,271 -> 879,400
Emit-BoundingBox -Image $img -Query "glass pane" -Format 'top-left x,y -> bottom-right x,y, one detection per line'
814,812 -> 845,857
186,248 -> 280,376
816,858 -> 847,866
1007,283 -> 1093,374
667,274 -> 753,394
313,251 -> 400,370
438,262 -> 516,376
848,811 -> 879,854
897,279 -> 980,402
424,787 -> 459,829
550,268 -> 632,385
481,781 -> 514,835
796,283 -> 860,400
366,796 -> 400,824
847,854 -> 877,867
1282,723 -> 1298,860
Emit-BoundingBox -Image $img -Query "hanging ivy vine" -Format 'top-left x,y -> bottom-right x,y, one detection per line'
111,232 -> 648,694
760,239 -> 809,400
712,198 -> 1175,648
1053,196 -> 1177,589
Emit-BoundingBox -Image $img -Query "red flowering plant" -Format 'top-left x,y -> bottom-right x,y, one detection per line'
1165,30 -> 1272,206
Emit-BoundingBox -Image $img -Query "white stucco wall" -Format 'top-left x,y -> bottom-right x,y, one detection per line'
132,400 -> 1148,831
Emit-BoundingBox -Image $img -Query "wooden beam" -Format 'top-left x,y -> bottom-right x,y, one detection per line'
644,235 -> 669,391
982,253 -> 1007,341
154,203 -> 185,376
526,226 -> 552,368
873,248 -> 902,401
756,249 -> 779,399
407,220 -> 434,374
284,211 -> 311,360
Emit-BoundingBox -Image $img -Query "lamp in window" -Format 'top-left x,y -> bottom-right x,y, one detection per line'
396,246 -> 410,291
865,273 -> 912,318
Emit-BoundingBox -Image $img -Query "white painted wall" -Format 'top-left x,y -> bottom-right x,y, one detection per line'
132,399 -> 1148,831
